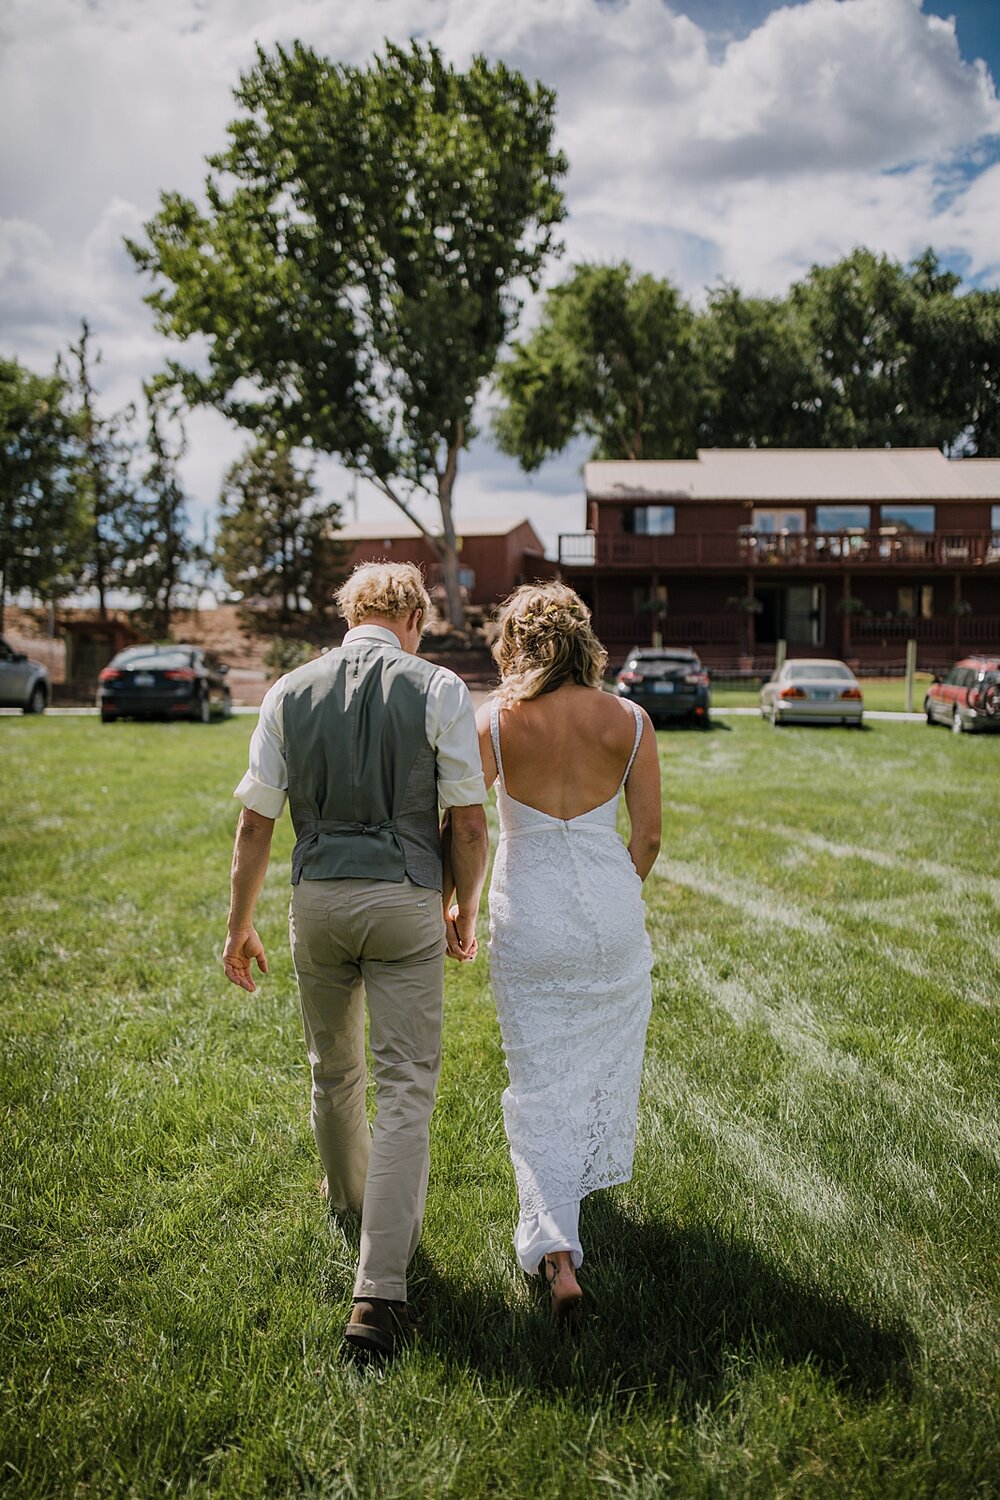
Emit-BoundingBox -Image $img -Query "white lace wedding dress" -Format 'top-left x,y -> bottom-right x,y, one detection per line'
487,699 -> 653,1273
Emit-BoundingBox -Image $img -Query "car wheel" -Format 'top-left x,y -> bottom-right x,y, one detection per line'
24,683 -> 46,715
924,699 -> 935,725
952,707 -> 965,735
769,704 -> 781,727
100,708 -> 116,724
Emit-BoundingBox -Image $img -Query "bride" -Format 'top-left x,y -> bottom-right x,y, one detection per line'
458,583 -> 661,1324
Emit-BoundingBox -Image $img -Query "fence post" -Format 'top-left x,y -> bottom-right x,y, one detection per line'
905,638 -> 917,713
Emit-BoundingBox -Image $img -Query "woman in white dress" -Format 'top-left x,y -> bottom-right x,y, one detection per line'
467,583 -> 661,1324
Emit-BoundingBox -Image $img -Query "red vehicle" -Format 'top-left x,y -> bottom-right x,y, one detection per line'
924,656 -> 1000,734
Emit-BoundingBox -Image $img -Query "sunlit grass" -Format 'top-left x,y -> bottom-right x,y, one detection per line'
1,716 -> 997,1498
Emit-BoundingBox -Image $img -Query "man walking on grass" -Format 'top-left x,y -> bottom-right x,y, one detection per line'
222,562 -> 488,1361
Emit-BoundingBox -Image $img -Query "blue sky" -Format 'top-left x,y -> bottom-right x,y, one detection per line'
2,0 -> 999,557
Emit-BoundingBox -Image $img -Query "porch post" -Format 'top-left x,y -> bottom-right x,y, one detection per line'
745,571 -> 756,660
651,571 -> 662,647
841,572 -> 852,659
952,573 -> 962,656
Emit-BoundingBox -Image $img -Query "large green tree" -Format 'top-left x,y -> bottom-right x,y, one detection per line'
697,285 -> 820,449
216,441 -> 344,619
497,246 -> 1000,470
0,357 -> 82,633
127,39 -> 566,627
787,247 -> 977,452
494,262 -> 703,466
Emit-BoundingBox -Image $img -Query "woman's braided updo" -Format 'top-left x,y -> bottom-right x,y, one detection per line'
492,582 -> 608,706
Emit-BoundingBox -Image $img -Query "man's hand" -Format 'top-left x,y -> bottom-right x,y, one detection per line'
223,926 -> 269,992
444,904 -> 478,962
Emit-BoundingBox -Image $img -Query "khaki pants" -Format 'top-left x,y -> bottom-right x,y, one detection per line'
289,876 -> 445,1302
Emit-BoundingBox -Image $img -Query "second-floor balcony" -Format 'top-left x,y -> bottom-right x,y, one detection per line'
558,529 -> 1000,571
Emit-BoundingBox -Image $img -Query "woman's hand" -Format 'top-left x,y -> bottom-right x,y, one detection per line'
444,904 -> 478,962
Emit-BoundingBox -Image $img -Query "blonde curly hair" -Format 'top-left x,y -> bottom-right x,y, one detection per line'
493,582 -> 608,706
335,561 -> 433,628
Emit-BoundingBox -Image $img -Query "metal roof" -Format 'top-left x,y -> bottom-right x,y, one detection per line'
337,514 -> 542,542
584,449 -> 1000,503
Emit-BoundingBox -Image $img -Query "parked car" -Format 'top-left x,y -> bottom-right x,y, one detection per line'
97,644 -> 232,723
924,656 -> 1000,734
0,635 -> 49,714
760,659 -> 864,727
615,647 -> 711,727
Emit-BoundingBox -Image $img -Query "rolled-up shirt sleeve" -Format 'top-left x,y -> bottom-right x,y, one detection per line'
234,679 -> 288,819
430,672 -> 487,807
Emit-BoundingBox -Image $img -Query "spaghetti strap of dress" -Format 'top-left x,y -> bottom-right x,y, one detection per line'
489,698 -> 506,789
620,700 -> 644,787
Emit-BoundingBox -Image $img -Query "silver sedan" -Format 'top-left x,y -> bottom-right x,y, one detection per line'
760,659 -> 864,727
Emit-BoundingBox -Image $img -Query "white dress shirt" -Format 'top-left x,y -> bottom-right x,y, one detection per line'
234,625 -> 486,819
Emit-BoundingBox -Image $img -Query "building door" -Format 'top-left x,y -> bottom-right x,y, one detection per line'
786,585 -> 824,646
755,585 -> 824,646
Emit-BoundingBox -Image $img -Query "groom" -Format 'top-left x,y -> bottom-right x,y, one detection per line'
222,561 -> 488,1360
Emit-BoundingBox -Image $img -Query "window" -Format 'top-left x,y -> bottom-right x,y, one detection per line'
622,505 -> 675,535
897,586 -> 933,619
787,662 -> 852,681
815,505 -> 871,530
751,508 -> 805,533
992,505 -> 1000,531
881,505 -> 935,533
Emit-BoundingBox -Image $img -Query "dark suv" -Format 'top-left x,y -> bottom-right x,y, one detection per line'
924,657 -> 1000,734
614,647 -> 711,727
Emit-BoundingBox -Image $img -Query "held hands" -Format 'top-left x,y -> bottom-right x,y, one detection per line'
223,926 -> 269,993
444,904 -> 478,963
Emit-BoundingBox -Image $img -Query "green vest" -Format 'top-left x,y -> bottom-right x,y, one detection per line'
282,641 -> 443,890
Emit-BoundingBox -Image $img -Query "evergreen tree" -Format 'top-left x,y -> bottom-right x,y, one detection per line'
216,441 -> 344,619
0,356 -> 82,632
124,388 -> 201,638
64,322 -> 138,618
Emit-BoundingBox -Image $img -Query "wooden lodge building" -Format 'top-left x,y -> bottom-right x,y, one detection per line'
556,449 -> 1000,671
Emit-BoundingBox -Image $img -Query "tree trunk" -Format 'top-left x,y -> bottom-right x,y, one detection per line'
435,430 -> 467,632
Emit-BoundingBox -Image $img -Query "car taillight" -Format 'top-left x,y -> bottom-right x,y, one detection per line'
684,672 -> 710,686
619,671 -> 644,685
164,669 -> 196,681
780,686 -> 807,699
840,687 -> 863,700
99,668 -> 122,682
968,688 -> 981,707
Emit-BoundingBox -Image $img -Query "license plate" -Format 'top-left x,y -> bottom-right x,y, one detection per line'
133,673 -> 154,687
812,689 -> 834,700
653,681 -> 675,694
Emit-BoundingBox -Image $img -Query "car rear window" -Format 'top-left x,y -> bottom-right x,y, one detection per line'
120,651 -> 195,672
630,655 -> 699,669
787,663 -> 853,681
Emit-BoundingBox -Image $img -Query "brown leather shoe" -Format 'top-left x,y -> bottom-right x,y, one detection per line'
343,1299 -> 415,1361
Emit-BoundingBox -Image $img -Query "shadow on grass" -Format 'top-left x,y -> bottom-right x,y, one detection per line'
411,1197 -> 914,1410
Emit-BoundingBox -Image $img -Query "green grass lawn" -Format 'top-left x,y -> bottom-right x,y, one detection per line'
1,716 -> 997,1499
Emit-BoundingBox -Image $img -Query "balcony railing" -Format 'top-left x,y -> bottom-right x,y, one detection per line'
558,530 -> 1000,569
597,613 -> 743,646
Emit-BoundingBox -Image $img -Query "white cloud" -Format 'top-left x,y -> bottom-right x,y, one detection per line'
2,0 -> 999,544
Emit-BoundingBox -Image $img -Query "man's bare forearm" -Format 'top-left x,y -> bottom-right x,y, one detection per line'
449,806 -> 488,918
228,807 -> 275,931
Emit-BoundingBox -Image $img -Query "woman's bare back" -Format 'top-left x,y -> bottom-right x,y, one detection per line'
479,684 -> 641,821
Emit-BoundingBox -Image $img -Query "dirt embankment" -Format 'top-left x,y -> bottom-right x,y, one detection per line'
4,604 -> 497,705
